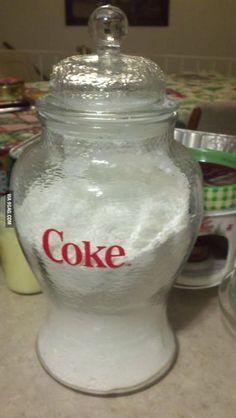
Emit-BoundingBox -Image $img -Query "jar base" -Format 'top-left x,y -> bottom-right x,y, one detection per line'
36,306 -> 177,395
36,340 -> 177,395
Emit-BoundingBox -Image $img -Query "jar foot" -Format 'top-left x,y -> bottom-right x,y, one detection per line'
37,306 -> 177,394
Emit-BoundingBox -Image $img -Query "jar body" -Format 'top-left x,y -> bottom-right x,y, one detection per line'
12,114 -> 202,393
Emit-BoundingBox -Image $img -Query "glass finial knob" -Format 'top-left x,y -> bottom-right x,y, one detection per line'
88,4 -> 128,53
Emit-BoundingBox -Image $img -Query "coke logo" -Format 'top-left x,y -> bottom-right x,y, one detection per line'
42,228 -> 128,268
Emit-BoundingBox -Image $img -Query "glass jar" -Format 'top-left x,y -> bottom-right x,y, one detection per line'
11,5 -> 203,394
219,269 -> 236,336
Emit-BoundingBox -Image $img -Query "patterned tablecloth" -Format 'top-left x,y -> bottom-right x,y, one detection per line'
0,109 -> 42,194
0,73 -> 236,193
166,72 -> 236,126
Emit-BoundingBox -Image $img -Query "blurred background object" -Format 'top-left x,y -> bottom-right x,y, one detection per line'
188,101 -> 236,136
175,129 -> 236,289
0,196 -> 41,294
219,268 -> 236,337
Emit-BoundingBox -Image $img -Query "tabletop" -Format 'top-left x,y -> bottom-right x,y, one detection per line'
0,270 -> 235,418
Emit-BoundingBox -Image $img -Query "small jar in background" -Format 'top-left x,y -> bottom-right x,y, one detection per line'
0,76 -> 24,102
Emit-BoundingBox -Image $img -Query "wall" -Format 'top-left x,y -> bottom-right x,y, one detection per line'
1,0 -> 236,58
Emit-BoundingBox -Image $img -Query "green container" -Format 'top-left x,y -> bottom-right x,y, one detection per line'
190,148 -> 236,211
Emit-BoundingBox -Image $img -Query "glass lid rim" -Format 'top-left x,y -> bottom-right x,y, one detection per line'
37,95 -> 178,122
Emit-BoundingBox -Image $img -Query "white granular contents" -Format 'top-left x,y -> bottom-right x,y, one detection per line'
16,151 -> 191,306
15,150 -> 192,391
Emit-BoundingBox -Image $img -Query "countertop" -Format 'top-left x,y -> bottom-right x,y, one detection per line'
0,272 -> 235,418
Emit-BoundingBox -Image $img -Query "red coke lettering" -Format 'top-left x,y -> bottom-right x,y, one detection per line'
83,241 -> 107,268
62,243 -> 83,266
42,228 -> 63,263
42,228 -> 128,269
105,245 -> 125,268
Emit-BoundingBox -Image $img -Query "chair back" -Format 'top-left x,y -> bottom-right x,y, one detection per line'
188,101 -> 236,136
0,51 -> 40,81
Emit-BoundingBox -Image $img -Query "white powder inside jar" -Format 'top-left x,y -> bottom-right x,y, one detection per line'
15,149 -> 192,391
16,150 -> 191,308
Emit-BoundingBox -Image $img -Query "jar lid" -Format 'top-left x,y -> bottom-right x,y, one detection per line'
47,5 -> 177,118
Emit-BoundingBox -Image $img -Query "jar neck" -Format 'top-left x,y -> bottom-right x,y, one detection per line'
41,113 -> 177,149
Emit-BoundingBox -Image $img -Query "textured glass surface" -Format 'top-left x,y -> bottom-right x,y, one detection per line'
12,118 -> 203,394
219,269 -> 236,336
11,5 -> 202,395
49,4 -> 168,113
51,55 -> 166,104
